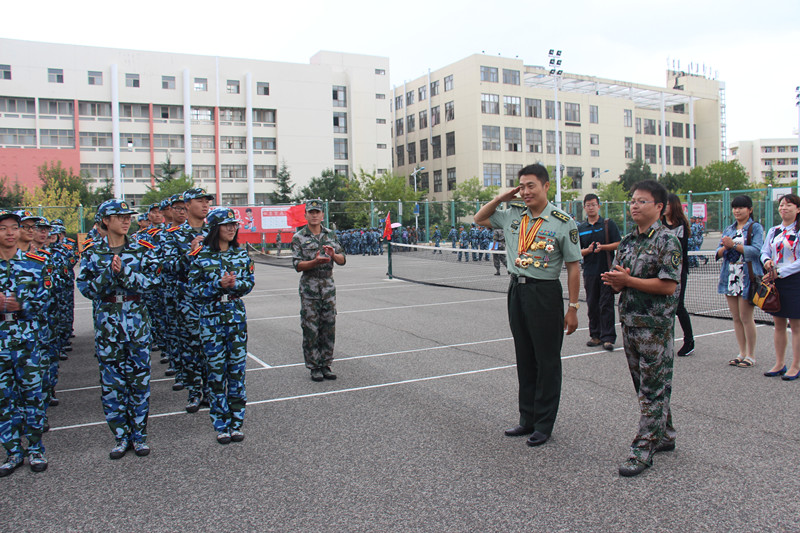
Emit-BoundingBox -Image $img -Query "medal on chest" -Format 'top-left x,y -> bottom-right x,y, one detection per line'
515,216 -> 551,269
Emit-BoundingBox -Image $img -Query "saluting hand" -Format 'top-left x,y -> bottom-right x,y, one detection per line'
497,185 -> 522,203
111,254 -> 122,274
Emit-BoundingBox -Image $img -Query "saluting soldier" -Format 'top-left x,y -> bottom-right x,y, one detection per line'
474,163 -> 581,448
291,199 -> 346,382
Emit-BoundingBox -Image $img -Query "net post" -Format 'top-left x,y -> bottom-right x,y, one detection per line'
387,240 -> 393,279
450,200 -> 455,228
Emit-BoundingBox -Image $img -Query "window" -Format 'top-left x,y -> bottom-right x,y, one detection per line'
334,165 -> 349,177
418,85 -> 427,101
192,136 -> 214,149
686,123 -> 691,139
154,105 -> 183,120
665,146 -> 671,165
565,132 -> 581,155
395,95 -> 403,110
193,78 -> 208,91
254,165 -> 277,179
480,66 -> 498,82
546,130 -> 562,154
625,137 -> 633,158
590,105 -> 599,124
219,136 -> 245,150
419,110 -> 428,129
395,118 -> 404,136
48,68 -> 64,83
88,71 -> 103,86
445,101 -> 454,121
123,133 -> 150,148
763,146 -> 774,153
407,142 -> 416,164
431,105 -> 440,126
526,129 -> 543,153
125,73 -> 140,88
447,167 -> 456,190
432,135 -> 441,159
120,103 -> 149,118
39,128 -> 74,147
482,126 -> 500,151
590,134 -> 599,145
162,75 -> 176,90
635,117 -> 642,134
407,114 -> 415,132
333,86 -> 347,107
420,139 -> 428,161
566,167 -> 583,189
376,118 -> 386,124
446,132 -> 455,156
644,119 -> 656,135
153,134 -> 185,148
0,65 -> 10,80
257,82 -> 270,96
504,96 -> 521,116
433,170 -> 442,193
376,93 -> 386,100
377,143 -> 387,149
253,137 -> 276,151
673,146 -> 684,166
78,101 -> 112,117
406,90 -> 414,105
636,143 -> 642,159
525,98 -> 542,118
334,138 -> 348,160
226,80 -> 240,94
40,99 -> 74,116
564,103 -> 580,122
0,97 -> 35,114
220,107 -> 245,121
778,146 -> 787,153
191,107 -> 214,123
79,131 -> 112,147
80,163 -> 112,179
334,112 -> 347,133
0,128 -> 36,146
506,164 -> 522,187
545,100 -> 560,120
644,144 -> 657,164
430,80 -> 440,96
664,121 -> 670,137
121,164 -> 152,179
672,122 -> 683,137
481,94 -> 499,114
503,69 -> 520,85
375,68 -> 386,75
444,75 -> 453,91
624,109 -> 633,127
221,165 -> 247,180
253,108 -> 276,124
483,163 -> 501,187
591,150 -> 600,157
395,145 -> 404,166
505,127 -> 522,152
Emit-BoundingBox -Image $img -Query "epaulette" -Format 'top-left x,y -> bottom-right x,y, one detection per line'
167,226 -> 181,232
138,239 -> 156,250
66,238 -> 76,244
551,210 -> 571,223
188,245 -> 203,256
25,252 -> 46,263
147,227 -> 162,235
508,200 -> 526,209
82,240 -> 96,252
40,249 -> 52,256
64,243 -> 73,251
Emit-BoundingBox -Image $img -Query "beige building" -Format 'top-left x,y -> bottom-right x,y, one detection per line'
392,54 -> 724,198
729,138 -> 800,184
0,39 -> 392,205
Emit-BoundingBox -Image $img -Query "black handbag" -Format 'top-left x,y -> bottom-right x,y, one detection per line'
744,223 -> 762,302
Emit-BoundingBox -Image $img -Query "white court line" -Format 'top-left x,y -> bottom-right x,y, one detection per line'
247,352 -> 272,368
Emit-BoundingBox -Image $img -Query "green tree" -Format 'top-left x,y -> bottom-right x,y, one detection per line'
268,162 -> 294,204
545,167 -> 580,203
597,181 -> 629,202
451,177 -> 498,221
659,171 -> 689,193
23,182 -> 82,235
341,169 -> 424,228
295,169 -> 357,228
153,154 -> 181,184
140,174 -> 195,207
39,160 -> 112,207
0,176 -> 26,208
681,160 -> 751,193
617,158 -> 656,191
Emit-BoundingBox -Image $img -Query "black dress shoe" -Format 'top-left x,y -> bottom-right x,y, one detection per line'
526,431 -> 550,447
504,425 -> 534,437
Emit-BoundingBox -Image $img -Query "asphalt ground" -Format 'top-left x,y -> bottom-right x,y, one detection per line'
2,254 -> 799,532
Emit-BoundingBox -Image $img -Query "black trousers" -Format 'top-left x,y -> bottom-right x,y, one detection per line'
507,277 -> 564,435
583,273 -> 617,343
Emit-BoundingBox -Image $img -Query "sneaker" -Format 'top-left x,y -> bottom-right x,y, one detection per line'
185,397 -> 202,413
217,432 -> 231,444
603,342 -> 615,352
0,455 -> 23,477
654,440 -> 676,453
29,452 -> 48,473
109,439 -> 130,460
133,441 -> 150,457
322,367 -> 337,380
230,430 -> 245,442
677,341 -> 695,357
586,338 -> 603,347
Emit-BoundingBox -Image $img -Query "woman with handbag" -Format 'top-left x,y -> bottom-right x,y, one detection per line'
715,195 -> 764,368
663,194 -> 695,357
761,194 -> 800,380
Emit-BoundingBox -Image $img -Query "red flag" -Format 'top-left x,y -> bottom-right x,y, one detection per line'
286,204 -> 307,228
383,212 -> 392,240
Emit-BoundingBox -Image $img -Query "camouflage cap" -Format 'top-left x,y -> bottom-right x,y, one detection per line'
14,210 -> 42,223
49,225 -> 66,235
98,199 -> 137,218
151,202 -> 163,211
184,187 -> 215,201
35,216 -> 52,228
0,210 -> 21,224
206,207 -> 240,228
137,213 -> 149,222
170,193 -> 185,205
305,198 -> 323,212
51,218 -> 65,226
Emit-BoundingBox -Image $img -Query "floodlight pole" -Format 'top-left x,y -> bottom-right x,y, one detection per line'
548,49 -> 563,205
411,166 -> 425,230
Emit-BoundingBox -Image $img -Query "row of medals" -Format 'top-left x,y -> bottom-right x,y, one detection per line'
515,240 -> 552,269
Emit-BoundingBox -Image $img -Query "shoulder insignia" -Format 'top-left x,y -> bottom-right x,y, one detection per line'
551,210 -> 571,223
41,249 -> 52,256
138,239 -> 156,249
188,245 -> 203,256
81,240 -> 96,252
569,228 -> 578,244
167,226 -> 181,232
647,228 -> 656,238
147,228 -> 162,235
508,200 -> 526,209
25,252 -> 46,263
249,262 -> 255,274
64,244 -> 73,251
671,250 -> 681,268
66,237 -> 76,244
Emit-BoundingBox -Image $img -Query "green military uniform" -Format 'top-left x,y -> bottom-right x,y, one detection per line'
613,220 -> 681,464
489,201 -> 581,436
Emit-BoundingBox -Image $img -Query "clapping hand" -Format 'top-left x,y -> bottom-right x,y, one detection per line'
220,272 -> 237,288
111,254 -> 122,274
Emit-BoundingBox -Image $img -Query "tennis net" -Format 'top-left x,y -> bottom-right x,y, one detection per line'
247,243 -> 295,269
387,242 -> 775,324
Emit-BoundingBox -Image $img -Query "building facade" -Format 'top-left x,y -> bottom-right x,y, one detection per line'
0,39 -> 392,206
392,54 -> 724,198
729,138 -> 800,184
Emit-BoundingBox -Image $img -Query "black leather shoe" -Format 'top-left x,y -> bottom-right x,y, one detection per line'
619,458 -> 650,477
165,368 -> 176,377
504,425 -> 535,437
49,396 -> 59,407
185,397 -> 201,413
172,382 -> 184,391
526,431 -> 550,447
322,367 -> 337,380
310,369 -> 324,382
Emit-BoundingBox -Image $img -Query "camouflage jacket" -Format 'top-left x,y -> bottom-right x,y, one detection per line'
162,221 -> 207,291
613,220 -> 681,329
188,245 -> 254,325
291,225 -> 344,300
0,248 -> 51,348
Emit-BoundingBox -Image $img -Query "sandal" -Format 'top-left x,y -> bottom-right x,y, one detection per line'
738,357 -> 756,368
728,357 -> 743,366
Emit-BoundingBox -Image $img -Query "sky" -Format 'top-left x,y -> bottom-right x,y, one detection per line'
4,0 -> 799,146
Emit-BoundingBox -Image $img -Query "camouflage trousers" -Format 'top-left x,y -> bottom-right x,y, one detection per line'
146,293 -> 166,350
201,321 -> 247,432
96,336 -> 151,442
163,292 -> 183,380
40,333 -> 60,409
621,325 -> 676,463
300,296 -> 336,369
0,339 -> 45,458
179,306 -> 209,401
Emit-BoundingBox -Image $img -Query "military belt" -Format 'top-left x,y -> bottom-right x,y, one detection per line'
303,269 -> 333,279
217,295 -> 240,303
1,312 -> 23,321
510,274 -> 549,284
101,294 -> 141,304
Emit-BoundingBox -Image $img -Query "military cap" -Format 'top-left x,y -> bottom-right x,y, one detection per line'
150,203 -> 162,211
170,193 -> 185,205
15,210 -> 43,223
35,216 -> 53,228
137,213 -> 148,222
98,199 -> 137,218
0,210 -> 21,224
184,187 -> 215,201
305,198 -> 323,212
206,207 -> 240,228
51,218 -> 65,226
50,225 -> 66,235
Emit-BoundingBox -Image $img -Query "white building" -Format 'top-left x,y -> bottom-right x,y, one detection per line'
0,39 -> 392,206
729,138 -> 800,184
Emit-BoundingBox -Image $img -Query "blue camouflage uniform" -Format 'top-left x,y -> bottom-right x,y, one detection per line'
458,227 -> 470,262
432,226 -> 442,254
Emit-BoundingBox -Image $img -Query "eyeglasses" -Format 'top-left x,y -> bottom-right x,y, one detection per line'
20,224 -> 36,231
628,199 -> 655,207
172,206 -> 186,213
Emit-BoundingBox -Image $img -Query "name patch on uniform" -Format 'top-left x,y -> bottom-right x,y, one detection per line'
570,229 -> 578,244
510,219 -> 520,231
552,210 -> 571,223
671,250 -> 681,268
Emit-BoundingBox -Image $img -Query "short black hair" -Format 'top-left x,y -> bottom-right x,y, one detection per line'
731,195 -> 753,209
630,180 -> 668,215
518,164 -> 549,185
583,193 -> 600,205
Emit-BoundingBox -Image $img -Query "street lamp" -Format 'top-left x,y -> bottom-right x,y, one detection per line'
548,49 -> 564,204
593,169 -> 610,184
411,166 -> 425,230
